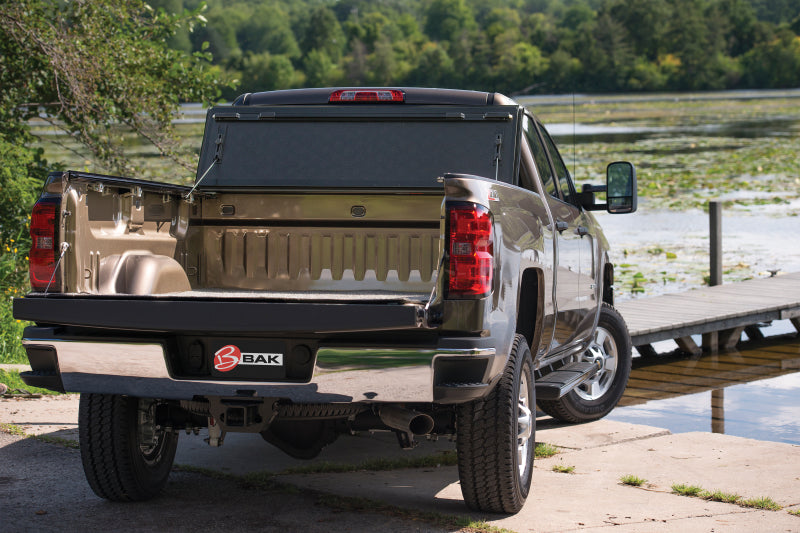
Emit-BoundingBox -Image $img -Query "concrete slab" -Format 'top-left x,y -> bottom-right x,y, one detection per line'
0,364 -> 32,372
536,431 -> 800,507
277,466 -> 800,532
0,432 -> 448,533
3,395 -> 800,532
536,417 -> 671,449
175,430 -> 456,476
0,394 -> 79,441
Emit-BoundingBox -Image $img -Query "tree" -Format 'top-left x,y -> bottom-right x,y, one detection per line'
742,29 -> 800,87
424,0 -> 477,42
240,52 -> 302,92
303,49 -> 343,87
410,42 -> 455,86
301,6 -> 346,62
495,42 -> 549,94
0,0 -> 225,176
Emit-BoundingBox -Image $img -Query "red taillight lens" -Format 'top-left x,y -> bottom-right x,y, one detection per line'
447,204 -> 493,298
329,89 -> 404,103
29,198 -> 60,291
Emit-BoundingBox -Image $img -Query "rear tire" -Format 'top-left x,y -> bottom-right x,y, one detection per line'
538,303 -> 632,423
456,334 -> 535,514
79,394 -> 177,501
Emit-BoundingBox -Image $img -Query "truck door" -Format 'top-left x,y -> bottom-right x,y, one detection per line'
537,122 -> 598,343
522,116 -> 593,350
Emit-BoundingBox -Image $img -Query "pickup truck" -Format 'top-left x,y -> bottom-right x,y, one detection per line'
14,87 -> 637,514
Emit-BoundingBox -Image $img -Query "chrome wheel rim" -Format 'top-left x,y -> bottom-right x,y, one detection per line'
576,326 -> 618,401
138,399 -> 167,465
517,372 -> 533,477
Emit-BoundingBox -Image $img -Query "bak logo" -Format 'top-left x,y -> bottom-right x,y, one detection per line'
213,344 -> 283,372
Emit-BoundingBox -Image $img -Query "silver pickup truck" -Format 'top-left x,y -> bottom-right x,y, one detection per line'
14,87 -> 637,513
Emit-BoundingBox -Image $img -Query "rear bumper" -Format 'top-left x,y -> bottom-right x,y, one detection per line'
21,333 -> 498,403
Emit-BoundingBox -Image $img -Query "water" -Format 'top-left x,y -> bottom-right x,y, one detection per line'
594,207 -> 800,300
607,329 -> 800,445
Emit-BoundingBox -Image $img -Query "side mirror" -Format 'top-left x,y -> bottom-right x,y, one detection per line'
578,161 -> 638,213
606,161 -> 637,214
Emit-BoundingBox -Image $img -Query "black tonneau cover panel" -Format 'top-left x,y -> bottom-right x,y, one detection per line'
195,105 -> 519,189
14,295 -> 424,335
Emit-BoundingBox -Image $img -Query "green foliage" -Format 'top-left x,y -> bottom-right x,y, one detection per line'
0,0 -> 226,176
140,0 -> 800,97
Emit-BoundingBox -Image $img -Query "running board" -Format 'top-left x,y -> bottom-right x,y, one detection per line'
535,362 -> 599,400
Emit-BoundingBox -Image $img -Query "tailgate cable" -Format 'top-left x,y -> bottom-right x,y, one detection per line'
44,242 -> 70,296
184,155 -> 219,200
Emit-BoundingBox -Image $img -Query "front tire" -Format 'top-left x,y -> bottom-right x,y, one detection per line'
538,303 -> 632,423
456,334 -> 535,514
79,394 -> 178,501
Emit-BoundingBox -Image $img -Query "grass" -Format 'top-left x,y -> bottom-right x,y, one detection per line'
0,422 -> 79,449
740,496 -> 782,511
788,508 -> 800,517
620,474 -> 646,487
0,422 -> 27,436
534,442 -> 559,458
551,464 -> 575,474
671,483 -> 704,497
701,489 -> 741,504
671,482 -> 783,511
0,369 -> 61,396
0,297 -> 28,364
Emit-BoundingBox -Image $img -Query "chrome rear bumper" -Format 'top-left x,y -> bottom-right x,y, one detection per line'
22,337 -> 497,403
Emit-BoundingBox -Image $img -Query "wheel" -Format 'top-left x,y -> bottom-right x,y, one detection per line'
456,334 -> 535,514
538,303 -> 632,423
79,394 -> 178,501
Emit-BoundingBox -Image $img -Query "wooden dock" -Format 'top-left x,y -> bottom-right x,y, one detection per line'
616,272 -> 800,355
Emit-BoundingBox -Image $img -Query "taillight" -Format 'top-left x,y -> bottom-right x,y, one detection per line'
447,204 -> 493,298
29,197 -> 60,292
329,89 -> 404,103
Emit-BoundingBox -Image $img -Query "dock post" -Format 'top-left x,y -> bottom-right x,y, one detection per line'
704,201 -> 724,354
709,201 -> 722,287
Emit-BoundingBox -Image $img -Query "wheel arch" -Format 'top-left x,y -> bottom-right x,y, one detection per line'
515,267 -> 544,362
603,261 -> 614,307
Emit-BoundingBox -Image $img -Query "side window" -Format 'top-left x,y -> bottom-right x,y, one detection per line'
522,115 -> 558,198
538,125 -> 577,205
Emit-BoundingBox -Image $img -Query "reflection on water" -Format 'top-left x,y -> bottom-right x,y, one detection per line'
607,334 -> 800,445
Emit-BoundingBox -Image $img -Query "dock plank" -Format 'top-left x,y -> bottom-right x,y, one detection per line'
617,272 -> 800,346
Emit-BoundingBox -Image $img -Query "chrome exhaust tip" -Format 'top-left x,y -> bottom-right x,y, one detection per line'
378,405 -> 434,436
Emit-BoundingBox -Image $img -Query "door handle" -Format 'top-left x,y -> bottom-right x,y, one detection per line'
555,220 -> 569,232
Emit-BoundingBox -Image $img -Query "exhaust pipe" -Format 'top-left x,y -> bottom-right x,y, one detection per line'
378,406 -> 434,436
